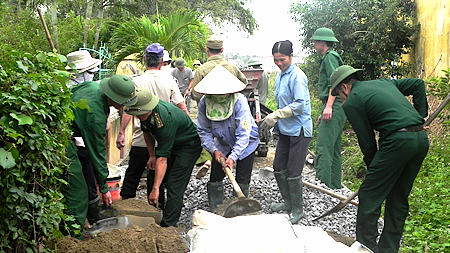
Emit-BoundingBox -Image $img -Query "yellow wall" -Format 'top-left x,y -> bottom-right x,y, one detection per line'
105,54 -> 145,165
413,0 -> 450,78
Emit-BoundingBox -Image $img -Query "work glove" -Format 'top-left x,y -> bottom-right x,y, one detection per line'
260,106 -> 293,131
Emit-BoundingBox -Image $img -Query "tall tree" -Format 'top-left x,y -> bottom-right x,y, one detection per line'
291,0 -> 419,79
155,0 -> 258,34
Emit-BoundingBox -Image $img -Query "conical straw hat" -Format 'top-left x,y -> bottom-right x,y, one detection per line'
194,65 -> 246,95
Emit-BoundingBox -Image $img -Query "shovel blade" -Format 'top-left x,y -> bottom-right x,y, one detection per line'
313,202 -> 347,222
223,199 -> 262,218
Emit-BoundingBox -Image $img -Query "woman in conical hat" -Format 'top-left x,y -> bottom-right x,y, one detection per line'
194,65 -> 260,212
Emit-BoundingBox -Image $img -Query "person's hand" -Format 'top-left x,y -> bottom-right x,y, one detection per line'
147,156 -> 156,170
148,188 -> 160,207
116,131 -> 125,149
213,150 -> 226,164
322,106 -> 332,121
184,89 -> 190,96
260,113 -> 278,131
223,158 -> 235,172
101,191 -> 112,206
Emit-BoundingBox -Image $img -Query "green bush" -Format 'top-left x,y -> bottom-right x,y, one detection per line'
401,134 -> 450,252
0,49 -> 72,252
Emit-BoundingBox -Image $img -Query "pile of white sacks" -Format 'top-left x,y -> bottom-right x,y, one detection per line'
187,210 -> 371,252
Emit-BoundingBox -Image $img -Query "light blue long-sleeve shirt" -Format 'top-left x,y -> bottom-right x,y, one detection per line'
274,64 -> 312,137
197,94 -> 260,162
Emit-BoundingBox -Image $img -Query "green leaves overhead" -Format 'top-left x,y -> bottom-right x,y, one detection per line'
110,10 -> 210,65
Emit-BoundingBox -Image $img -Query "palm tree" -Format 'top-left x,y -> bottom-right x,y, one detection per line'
110,10 -> 210,66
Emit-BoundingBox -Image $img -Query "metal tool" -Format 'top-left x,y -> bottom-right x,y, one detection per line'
219,158 -> 262,218
313,93 -> 450,221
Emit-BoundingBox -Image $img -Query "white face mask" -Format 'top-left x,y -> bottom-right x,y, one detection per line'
68,71 -> 95,87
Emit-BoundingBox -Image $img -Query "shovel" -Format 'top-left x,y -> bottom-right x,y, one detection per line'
219,158 -> 262,218
313,94 -> 450,221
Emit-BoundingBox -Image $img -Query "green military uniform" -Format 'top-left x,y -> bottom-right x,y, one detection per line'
140,100 -> 202,227
315,49 -> 345,189
342,78 -> 429,253
63,81 -> 110,239
191,55 -> 247,102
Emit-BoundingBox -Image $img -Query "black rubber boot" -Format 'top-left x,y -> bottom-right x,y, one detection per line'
86,197 -> 102,225
270,170 -> 291,212
207,181 -> 224,212
233,183 -> 249,198
288,176 -> 305,224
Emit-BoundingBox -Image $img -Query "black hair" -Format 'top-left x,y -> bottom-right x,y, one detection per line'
342,72 -> 361,84
325,41 -> 334,47
207,48 -> 222,54
272,40 -> 293,56
145,54 -> 161,68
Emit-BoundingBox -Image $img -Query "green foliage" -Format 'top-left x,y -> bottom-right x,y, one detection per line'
0,49 -> 73,252
0,5 -> 50,55
264,72 -> 277,112
155,0 -> 258,34
425,68 -> 450,124
109,10 -> 210,65
291,0 -> 419,80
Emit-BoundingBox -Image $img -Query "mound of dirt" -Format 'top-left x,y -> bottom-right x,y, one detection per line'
56,223 -> 189,253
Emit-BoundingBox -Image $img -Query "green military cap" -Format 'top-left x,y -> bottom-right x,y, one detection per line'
310,28 -> 339,42
247,58 -> 262,67
100,75 -> 137,106
330,65 -> 363,96
124,88 -> 159,115
174,58 -> 186,68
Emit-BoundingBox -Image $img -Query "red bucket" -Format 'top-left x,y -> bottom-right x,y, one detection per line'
106,176 -> 121,202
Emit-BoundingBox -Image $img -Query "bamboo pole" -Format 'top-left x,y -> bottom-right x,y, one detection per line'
37,8 -> 55,51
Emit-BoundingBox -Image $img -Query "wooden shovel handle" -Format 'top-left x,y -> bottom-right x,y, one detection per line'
219,157 -> 245,199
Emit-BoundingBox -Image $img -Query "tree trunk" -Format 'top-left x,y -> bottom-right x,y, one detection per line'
83,0 -> 94,47
51,0 -> 60,52
93,0 -> 105,49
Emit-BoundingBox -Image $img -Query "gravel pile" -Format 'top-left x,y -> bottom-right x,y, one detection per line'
134,156 -> 384,241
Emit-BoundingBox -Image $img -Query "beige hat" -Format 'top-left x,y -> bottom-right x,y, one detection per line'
66,50 -> 102,73
194,65 -> 246,94
206,35 -> 223,49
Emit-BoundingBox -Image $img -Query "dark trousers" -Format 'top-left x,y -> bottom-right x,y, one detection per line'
209,151 -> 256,185
121,146 -> 149,199
356,130 -> 429,253
147,137 -> 202,227
78,146 -> 98,202
273,129 -> 311,178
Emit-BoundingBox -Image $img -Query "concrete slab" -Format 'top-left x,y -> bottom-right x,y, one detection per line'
112,199 -> 162,224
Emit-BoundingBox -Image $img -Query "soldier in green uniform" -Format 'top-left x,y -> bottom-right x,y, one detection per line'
310,27 -> 345,189
64,74 -> 137,239
124,89 -> 202,227
330,65 -> 429,253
